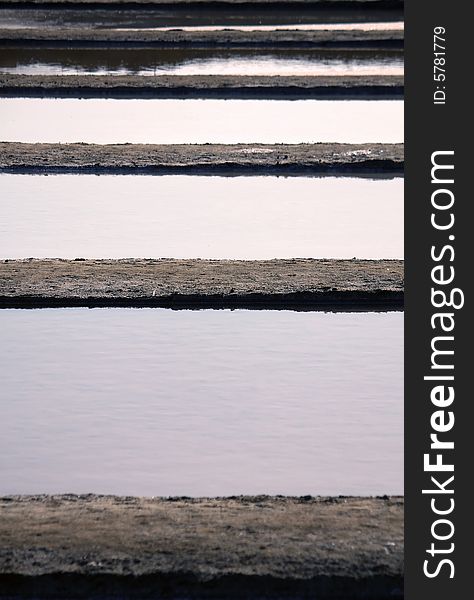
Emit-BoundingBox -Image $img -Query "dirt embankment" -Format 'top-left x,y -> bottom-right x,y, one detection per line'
0,142 -> 404,175
0,494 -> 404,599
0,27 -> 403,48
0,258 -> 404,309
0,73 -> 403,98
0,1 -> 405,5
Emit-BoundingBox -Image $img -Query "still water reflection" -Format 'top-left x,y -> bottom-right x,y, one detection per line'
112,22 -> 404,32
0,308 -> 403,497
0,48 -> 404,77
0,99 -> 404,144
0,175 -> 404,259
0,7 -> 404,29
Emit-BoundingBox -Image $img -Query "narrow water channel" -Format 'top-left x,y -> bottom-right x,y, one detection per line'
110,22 -> 404,32
0,175 -> 404,259
0,308 -> 403,497
0,48 -> 404,77
0,7 -> 404,29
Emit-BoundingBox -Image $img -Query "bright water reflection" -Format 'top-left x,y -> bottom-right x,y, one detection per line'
0,175 -> 404,259
0,48 -> 404,77
0,99 -> 404,144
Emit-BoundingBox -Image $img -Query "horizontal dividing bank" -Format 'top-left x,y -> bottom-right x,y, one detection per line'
0,1 -> 405,25
0,142 -> 404,175
0,495 -> 403,600
0,73 -> 403,99
0,258 -> 404,309
0,1 -> 405,6
0,3 -> 404,27
0,1 -> 406,9
0,28 -> 404,49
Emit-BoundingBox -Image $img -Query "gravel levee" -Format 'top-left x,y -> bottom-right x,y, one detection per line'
0,142 -> 404,175
0,27 -> 403,48
0,73 -> 403,98
0,1 -> 404,5
0,494 -> 404,599
0,258 -> 404,309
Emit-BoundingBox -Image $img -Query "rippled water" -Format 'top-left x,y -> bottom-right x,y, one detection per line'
0,308 -> 403,497
0,99 -> 404,144
0,175 -> 404,260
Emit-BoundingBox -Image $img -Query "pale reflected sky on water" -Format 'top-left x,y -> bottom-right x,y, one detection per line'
0,56 -> 404,77
0,309 -> 403,497
0,99 -> 404,144
0,175 -> 404,259
113,22 -> 404,32
0,47 -> 404,77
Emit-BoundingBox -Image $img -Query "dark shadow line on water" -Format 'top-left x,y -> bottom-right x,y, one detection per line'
0,572 -> 404,600
0,87 -> 404,99
0,40 -> 405,50
0,293 -> 404,311
0,165 -> 404,179
0,0 -> 406,19
0,1 -> 405,10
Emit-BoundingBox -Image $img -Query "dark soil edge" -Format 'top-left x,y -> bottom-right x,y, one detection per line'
0,572 -> 403,600
0,1 -> 405,8
0,85 -> 404,99
0,142 -> 405,176
0,162 -> 404,177
0,291 -> 404,310
0,38 -> 404,50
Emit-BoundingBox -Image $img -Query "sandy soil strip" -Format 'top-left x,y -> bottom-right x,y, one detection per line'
0,73 -> 403,98
0,258 -> 404,309
0,142 -> 404,174
0,1 -> 404,5
0,27 -> 403,48
0,494 -> 403,599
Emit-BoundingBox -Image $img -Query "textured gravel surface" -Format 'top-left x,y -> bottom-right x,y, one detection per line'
0,142 -> 404,174
0,27 -> 403,48
0,494 -> 404,599
0,258 -> 404,309
0,73 -> 403,98
0,1 -> 404,5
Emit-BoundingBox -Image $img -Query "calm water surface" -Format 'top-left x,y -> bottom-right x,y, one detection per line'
0,175 -> 404,259
0,7 -> 404,28
112,22 -> 404,32
0,309 -> 403,496
0,99 -> 404,144
0,48 -> 404,77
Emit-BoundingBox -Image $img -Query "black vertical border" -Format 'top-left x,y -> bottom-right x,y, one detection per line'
405,1 -> 471,598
